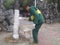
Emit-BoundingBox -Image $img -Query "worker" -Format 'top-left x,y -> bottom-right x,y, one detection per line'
25,5 -> 45,44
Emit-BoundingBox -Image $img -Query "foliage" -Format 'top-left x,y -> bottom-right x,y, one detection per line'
4,0 -> 15,9
57,0 -> 60,12
4,0 -> 33,9
19,0 -> 33,7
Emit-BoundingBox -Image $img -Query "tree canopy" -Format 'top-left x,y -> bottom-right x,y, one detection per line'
4,0 -> 33,9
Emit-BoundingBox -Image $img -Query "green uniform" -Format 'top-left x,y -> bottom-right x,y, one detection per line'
29,6 -> 45,43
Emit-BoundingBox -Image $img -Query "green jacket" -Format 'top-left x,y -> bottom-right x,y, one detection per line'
29,6 -> 45,24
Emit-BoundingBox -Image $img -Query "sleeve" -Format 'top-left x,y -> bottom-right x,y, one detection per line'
29,13 -> 35,21
30,7 -> 39,19
29,7 -> 39,24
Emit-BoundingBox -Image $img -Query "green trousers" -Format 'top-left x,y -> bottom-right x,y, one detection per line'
32,22 -> 43,43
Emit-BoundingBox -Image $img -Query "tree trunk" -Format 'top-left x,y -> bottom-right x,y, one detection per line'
13,0 -> 20,39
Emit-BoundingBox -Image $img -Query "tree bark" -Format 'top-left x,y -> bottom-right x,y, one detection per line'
13,0 -> 20,39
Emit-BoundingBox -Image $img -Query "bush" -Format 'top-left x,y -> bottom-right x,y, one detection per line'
4,0 -> 15,9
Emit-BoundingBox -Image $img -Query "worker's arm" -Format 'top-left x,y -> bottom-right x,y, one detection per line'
29,7 -> 39,24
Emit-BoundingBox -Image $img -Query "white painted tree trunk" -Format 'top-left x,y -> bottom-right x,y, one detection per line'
13,9 -> 19,39
35,0 -> 36,7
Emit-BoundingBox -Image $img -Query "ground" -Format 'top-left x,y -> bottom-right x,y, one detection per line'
38,23 -> 60,45
0,19 -> 60,45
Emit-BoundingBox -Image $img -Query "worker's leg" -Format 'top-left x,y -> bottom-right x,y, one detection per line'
32,23 -> 43,43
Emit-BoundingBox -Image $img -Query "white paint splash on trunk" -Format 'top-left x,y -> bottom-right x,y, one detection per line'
13,9 -> 19,39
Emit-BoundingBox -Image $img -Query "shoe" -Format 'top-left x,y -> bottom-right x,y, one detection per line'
29,42 -> 38,45
29,41 -> 38,45
29,38 -> 38,45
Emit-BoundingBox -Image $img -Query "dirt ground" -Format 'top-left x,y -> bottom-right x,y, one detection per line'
0,20 -> 60,45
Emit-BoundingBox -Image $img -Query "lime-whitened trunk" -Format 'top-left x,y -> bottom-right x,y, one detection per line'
13,0 -> 20,39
